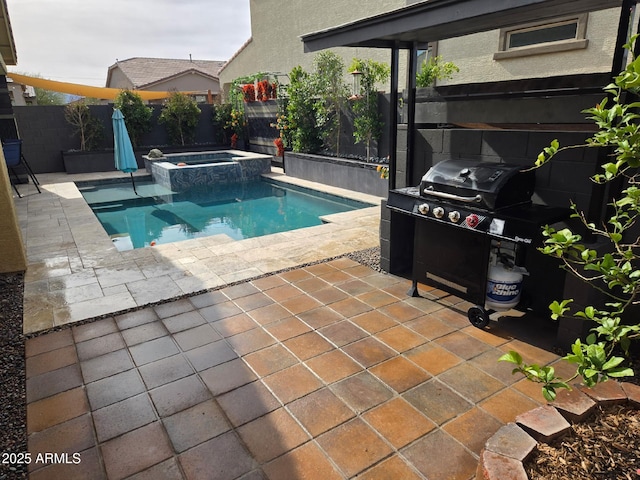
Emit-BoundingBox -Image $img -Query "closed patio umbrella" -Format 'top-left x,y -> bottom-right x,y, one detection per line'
112,108 -> 139,195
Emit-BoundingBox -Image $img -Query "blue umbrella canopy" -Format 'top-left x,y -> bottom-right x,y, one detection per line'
112,108 -> 139,193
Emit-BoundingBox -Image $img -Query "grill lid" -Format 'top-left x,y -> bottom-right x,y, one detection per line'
419,159 -> 535,211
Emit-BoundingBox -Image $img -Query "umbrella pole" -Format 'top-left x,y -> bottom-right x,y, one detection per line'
130,172 -> 138,195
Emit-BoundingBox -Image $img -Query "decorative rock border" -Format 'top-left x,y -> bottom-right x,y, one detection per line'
476,381 -> 640,480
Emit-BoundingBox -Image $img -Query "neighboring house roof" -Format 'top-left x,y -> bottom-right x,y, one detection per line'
106,57 -> 226,89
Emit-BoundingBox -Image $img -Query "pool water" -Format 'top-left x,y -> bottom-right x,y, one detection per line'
78,178 -> 372,251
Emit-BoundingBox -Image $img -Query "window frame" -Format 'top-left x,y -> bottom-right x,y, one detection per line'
493,13 -> 589,60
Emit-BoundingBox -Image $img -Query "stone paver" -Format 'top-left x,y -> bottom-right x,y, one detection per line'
19,172 -> 569,480
25,259 -> 566,480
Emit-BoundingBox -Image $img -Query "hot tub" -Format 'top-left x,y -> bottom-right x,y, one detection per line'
143,150 -> 273,191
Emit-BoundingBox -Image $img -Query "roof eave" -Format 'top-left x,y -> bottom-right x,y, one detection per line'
0,0 -> 17,67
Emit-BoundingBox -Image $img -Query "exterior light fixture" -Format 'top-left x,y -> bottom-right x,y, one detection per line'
349,69 -> 362,100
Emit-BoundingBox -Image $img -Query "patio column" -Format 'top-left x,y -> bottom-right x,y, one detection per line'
389,43 -> 400,190
404,41 -> 418,188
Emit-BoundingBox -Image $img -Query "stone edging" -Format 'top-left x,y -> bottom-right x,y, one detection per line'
476,381 -> 640,480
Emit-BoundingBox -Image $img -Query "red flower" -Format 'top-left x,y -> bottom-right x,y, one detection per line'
273,137 -> 284,156
242,84 -> 255,102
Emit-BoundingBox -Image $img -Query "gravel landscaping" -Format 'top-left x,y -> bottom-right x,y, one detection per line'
0,272 -> 27,480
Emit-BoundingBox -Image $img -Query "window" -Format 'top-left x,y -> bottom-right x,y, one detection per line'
494,14 -> 588,60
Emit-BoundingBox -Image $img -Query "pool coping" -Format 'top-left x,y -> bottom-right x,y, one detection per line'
18,169 -> 383,334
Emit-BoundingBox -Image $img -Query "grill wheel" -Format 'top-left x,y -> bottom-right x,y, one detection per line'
467,305 -> 490,328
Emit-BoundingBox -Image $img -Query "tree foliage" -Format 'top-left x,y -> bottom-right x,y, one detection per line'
416,55 -> 459,88
348,58 -> 390,160
158,92 -> 201,146
35,88 -> 65,105
286,65 -> 323,153
63,101 -> 104,151
114,90 -> 152,148
314,51 -> 350,156
501,36 -> 640,401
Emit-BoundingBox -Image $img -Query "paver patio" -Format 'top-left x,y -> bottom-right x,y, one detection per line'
14,171 -> 567,479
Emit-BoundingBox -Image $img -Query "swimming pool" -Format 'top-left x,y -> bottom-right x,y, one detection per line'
78,178 -> 373,251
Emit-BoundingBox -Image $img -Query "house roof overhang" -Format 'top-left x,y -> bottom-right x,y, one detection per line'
0,0 -> 17,72
301,0 -> 625,52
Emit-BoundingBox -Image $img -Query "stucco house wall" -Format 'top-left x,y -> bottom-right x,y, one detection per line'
143,74 -> 221,94
435,7 -> 621,86
106,68 -> 134,90
221,2 -> 622,94
218,0 -> 409,92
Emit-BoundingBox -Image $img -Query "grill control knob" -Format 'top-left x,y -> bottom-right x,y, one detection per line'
433,206 -> 445,219
465,214 -> 480,228
418,203 -> 429,215
448,211 -> 461,223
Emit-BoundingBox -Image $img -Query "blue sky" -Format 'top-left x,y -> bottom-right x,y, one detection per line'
6,0 -> 252,86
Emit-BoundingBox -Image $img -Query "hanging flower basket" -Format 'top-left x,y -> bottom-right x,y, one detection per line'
242,84 -> 256,102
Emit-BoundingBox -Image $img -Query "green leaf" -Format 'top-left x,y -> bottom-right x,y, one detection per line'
498,351 -> 522,365
602,356 -> 625,370
609,232 -> 623,243
607,367 -> 634,377
542,386 -> 557,402
586,343 -> 606,367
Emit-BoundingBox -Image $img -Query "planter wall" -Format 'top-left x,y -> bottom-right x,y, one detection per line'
62,150 -> 117,174
62,144 -> 225,174
284,152 -> 388,198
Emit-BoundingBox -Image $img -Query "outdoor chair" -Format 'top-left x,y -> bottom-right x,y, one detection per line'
2,139 -> 41,198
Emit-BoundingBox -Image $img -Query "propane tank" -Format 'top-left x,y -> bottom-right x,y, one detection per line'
486,263 -> 524,311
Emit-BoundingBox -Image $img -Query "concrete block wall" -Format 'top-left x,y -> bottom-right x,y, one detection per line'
13,104 -> 221,174
409,128 -> 598,213
381,126 -> 602,347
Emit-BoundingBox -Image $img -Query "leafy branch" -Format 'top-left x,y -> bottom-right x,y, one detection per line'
501,36 -> 640,400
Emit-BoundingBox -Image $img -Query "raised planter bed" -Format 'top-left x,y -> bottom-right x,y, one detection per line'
62,150 -> 117,174
62,144 -> 224,174
284,152 -> 388,197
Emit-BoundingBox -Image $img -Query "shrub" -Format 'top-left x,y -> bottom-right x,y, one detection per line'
114,90 -> 152,148
158,92 -> 201,146
286,66 -> 323,153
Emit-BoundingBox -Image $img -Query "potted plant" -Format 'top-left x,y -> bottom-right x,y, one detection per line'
265,56 -> 389,197
62,100 -> 112,174
63,101 -> 104,152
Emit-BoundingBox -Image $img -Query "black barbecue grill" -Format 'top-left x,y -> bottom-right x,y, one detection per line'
387,159 -> 570,328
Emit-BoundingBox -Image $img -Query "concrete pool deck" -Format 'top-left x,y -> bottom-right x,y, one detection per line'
14,168 -> 382,334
